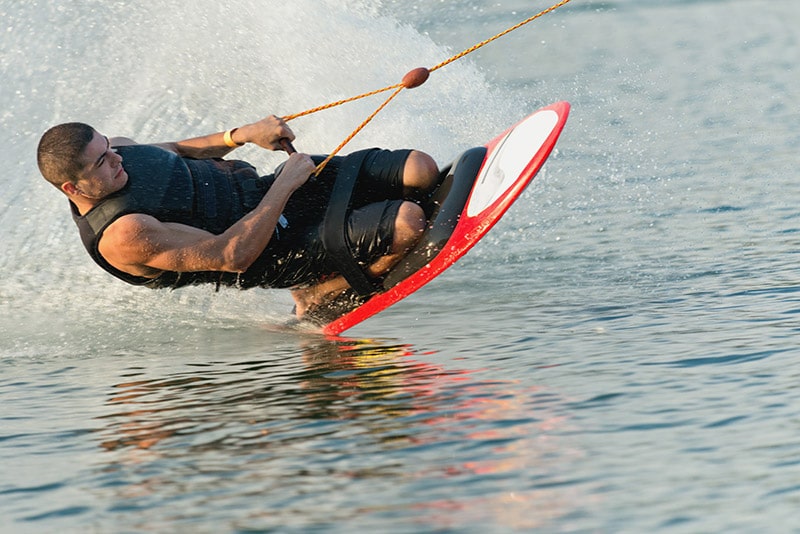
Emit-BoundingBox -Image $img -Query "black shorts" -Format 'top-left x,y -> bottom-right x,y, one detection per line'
245,148 -> 411,288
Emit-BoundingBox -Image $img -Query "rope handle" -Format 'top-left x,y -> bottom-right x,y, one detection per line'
279,138 -> 296,154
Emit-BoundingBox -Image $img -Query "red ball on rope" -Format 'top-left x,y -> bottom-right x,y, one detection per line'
401,67 -> 430,89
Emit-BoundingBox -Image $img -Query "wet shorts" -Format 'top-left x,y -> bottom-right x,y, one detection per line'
245,148 -> 412,288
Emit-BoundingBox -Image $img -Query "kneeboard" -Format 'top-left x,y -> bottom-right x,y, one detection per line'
318,101 -> 570,335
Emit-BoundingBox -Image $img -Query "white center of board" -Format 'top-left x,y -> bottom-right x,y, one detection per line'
466,110 -> 559,217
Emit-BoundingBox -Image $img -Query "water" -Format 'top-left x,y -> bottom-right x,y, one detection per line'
2,0 -> 799,531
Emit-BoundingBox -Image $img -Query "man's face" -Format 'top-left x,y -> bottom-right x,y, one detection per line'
74,130 -> 128,199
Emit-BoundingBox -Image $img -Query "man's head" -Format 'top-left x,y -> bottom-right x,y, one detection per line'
37,122 -> 96,189
37,123 -> 128,203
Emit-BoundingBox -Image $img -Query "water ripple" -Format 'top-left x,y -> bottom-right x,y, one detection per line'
643,349 -> 788,368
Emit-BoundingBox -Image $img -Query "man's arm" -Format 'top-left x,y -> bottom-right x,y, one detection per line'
98,153 -> 316,278
111,115 -> 295,160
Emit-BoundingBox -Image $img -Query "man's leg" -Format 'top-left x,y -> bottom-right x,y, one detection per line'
291,200 -> 426,319
291,149 -> 437,320
362,201 -> 426,276
290,276 -> 350,319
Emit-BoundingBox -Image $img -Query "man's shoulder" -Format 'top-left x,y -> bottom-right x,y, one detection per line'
105,212 -> 160,241
111,138 -> 181,156
109,136 -> 138,147
98,212 -> 171,277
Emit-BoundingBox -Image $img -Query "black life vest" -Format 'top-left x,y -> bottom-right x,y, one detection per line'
71,144 -> 275,289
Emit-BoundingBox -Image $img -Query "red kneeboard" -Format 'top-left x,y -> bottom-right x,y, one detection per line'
320,101 -> 570,335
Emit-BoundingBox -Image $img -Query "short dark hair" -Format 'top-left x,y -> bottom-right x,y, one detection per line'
37,122 -> 96,188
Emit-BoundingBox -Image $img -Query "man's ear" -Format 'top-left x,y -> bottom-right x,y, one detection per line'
61,181 -> 78,196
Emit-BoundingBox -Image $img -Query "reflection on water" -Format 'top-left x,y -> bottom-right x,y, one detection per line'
91,337 -> 580,531
98,340 -> 441,452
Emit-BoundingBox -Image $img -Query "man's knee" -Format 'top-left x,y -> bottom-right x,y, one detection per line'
403,151 -> 439,193
392,201 -> 426,253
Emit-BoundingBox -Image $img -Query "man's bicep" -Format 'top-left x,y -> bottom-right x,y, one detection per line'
100,215 -> 225,275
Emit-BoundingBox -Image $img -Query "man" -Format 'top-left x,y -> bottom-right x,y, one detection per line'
37,115 -> 439,319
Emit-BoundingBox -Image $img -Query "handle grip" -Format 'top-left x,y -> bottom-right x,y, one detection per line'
279,138 -> 296,154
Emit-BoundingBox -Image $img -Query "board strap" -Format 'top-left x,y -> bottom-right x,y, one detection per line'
321,149 -> 383,297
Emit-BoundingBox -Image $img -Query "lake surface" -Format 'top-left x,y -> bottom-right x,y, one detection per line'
2,0 -> 799,531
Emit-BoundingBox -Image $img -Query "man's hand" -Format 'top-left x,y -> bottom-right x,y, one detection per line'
275,152 -> 316,192
236,115 -> 295,151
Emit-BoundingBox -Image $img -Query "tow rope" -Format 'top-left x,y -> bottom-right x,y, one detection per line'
282,0 -> 575,176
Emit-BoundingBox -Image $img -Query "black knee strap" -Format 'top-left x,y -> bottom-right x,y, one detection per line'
321,149 -> 383,297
